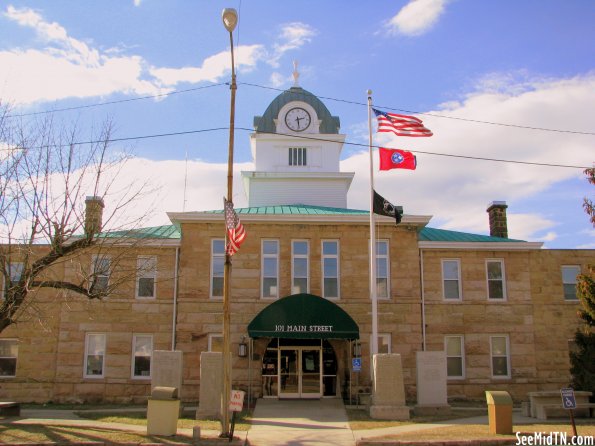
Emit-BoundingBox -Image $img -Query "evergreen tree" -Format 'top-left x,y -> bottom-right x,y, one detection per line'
569,168 -> 595,397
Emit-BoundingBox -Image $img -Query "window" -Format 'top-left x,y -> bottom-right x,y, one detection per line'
490,335 -> 510,378
292,240 -> 309,294
322,241 -> 339,299
208,334 -> 223,352
486,260 -> 506,300
288,147 -> 307,166
132,335 -> 153,379
369,333 -> 391,354
376,240 -> 390,299
445,336 -> 465,379
262,240 -> 279,299
0,339 -> 18,377
91,256 -> 110,293
136,256 -> 157,299
211,239 -> 225,298
561,266 -> 581,300
442,259 -> 461,300
84,333 -> 106,378
2,262 -> 23,299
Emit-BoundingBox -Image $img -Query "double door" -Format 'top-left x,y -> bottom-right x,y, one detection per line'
279,347 -> 321,398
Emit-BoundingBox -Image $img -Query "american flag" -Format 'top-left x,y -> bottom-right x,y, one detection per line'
224,199 -> 246,256
373,108 -> 433,137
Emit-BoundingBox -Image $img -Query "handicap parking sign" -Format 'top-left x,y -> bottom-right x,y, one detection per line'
352,358 -> 362,372
560,388 -> 577,409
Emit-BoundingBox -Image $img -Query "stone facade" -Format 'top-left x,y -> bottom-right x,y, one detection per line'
1,216 -> 592,404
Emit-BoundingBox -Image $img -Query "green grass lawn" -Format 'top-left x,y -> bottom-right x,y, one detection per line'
372,423 -> 595,442
76,409 -> 252,431
347,407 -> 487,430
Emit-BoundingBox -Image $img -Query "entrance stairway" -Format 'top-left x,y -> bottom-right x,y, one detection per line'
246,398 -> 355,446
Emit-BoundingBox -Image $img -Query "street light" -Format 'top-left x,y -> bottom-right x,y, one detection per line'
220,7 -> 237,439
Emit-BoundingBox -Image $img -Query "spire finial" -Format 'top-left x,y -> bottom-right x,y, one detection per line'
292,60 -> 299,87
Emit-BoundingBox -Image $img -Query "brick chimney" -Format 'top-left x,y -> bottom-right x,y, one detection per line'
486,201 -> 508,238
85,196 -> 105,236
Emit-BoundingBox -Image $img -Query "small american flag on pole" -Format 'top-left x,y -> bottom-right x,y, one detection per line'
373,108 -> 433,137
224,199 -> 246,256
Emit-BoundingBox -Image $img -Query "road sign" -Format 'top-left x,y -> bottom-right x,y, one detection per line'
560,388 -> 577,410
352,358 -> 361,372
229,389 -> 245,412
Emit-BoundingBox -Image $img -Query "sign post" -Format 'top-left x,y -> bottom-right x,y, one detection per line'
228,390 -> 245,441
560,388 -> 578,438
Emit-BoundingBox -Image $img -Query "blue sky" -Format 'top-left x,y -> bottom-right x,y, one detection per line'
1,0 -> 594,248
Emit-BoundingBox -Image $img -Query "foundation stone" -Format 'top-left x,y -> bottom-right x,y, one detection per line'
152,350 -> 183,398
369,353 -> 410,420
414,351 -> 451,416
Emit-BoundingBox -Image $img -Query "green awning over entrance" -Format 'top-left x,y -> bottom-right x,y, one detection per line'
247,293 -> 359,340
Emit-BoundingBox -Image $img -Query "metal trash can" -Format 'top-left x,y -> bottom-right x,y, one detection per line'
147,386 -> 180,436
485,390 -> 513,435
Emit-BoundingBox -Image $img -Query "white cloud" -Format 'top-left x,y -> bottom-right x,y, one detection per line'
386,0 -> 447,36
0,7 -> 314,104
150,44 -> 265,87
341,74 -> 595,242
268,23 -> 316,68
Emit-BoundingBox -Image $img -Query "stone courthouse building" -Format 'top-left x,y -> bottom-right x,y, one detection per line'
1,83 -> 593,405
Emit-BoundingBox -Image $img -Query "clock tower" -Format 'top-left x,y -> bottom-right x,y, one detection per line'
241,66 -> 355,208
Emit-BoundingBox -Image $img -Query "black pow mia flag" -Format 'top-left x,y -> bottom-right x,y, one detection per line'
373,190 -> 403,225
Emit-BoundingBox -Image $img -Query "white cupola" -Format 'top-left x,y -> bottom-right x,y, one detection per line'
241,65 -> 354,208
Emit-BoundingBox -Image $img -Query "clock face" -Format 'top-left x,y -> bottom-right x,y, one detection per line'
285,107 -> 311,132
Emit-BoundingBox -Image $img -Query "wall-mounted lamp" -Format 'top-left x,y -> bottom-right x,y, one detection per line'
353,340 -> 361,357
238,336 -> 248,358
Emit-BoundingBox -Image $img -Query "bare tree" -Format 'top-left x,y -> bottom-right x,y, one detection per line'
0,103 -> 154,333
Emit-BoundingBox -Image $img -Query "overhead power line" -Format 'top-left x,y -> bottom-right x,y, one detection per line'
4,80 -> 594,136
239,82 -> 595,136
4,126 -> 589,170
4,83 -> 228,118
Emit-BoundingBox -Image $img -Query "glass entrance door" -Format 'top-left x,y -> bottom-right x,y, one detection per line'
300,349 -> 321,398
278,347 -> 322,398
279,349 -> 299,397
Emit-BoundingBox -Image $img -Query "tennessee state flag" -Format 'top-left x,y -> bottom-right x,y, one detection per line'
379,148 -> 417,171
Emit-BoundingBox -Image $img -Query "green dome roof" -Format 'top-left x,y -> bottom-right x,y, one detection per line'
253,86 -> 340,134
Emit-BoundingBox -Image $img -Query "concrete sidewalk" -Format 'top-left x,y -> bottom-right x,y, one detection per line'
1,401 -> 546,446
246,399 -> 356,446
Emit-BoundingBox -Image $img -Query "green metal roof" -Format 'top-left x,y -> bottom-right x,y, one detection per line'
253,87 -> 340,134
419,227 -> 525,243
202,204 -> 369,216
112,209 -> 525,245
101,225 -> 180,240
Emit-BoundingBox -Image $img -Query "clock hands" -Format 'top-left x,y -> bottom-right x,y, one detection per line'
295,116 -> 303,129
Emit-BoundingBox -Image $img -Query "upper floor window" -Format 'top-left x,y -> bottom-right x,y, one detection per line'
84,333 -> 106,378
490,335 -> 511,378
289,147 -> 307,166
486,259 -> 506,300
561,265 -> 581,301
91,256 -> 110,294
132,334 -> 153,379
292,240 -> 309,294
376,240 -> 390,299
211,239 -> 225,298
442,259 -> 461,300
322,240 -> 339,299
262,240 -> 279,299
0,339 -> 18,377
445,335 -> 465,379
136,256 -> 157,299
2,262 -> 23,299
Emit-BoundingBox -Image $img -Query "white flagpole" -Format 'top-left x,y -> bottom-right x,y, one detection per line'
367,90 -> 379,360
